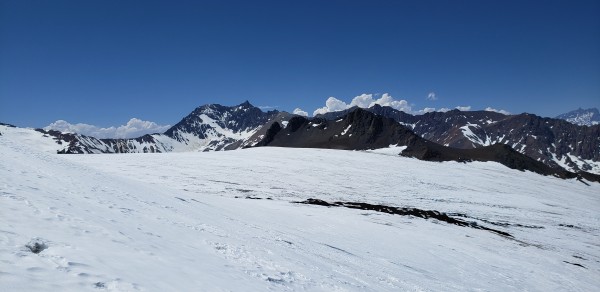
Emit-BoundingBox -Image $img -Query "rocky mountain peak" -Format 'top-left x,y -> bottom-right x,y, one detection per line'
238,100 -> 253,108
162,101 -> 280,150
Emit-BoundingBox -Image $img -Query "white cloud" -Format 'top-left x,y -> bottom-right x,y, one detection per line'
372,93 -> 411,112
311,93 -> 484,116
349,93 -> 374,108
413,107 -> 437,115
45,118 -> 171,139
313,97 -> 349,116
292,108 -> 308,117
484,107 -> 510,115
313,93 -> 412,116
258,105 -> 278,110
426,92 -> 437,101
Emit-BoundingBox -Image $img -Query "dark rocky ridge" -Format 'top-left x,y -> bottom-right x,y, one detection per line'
257,108 -> 600,182
228,112 -> 295,150
317,105 -> 600,173
256,108 -> 422,149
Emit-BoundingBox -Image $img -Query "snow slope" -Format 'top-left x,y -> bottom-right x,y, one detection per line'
1,135 -> 599,291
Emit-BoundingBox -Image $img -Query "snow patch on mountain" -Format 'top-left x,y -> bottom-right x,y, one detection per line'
340,124 -> 352,135
459,123 -> 496,147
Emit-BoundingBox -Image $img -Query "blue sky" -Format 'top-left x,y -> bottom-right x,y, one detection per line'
1,0 -> 599,129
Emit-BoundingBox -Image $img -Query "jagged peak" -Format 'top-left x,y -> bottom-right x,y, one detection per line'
238,100 -> 253,108
194,101 -> 255,112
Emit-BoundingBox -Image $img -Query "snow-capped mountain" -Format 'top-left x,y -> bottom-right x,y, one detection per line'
556,108 -> 600,126
163,101 -> 279,151
0,102 -> 285,154
317,105 -> 600,174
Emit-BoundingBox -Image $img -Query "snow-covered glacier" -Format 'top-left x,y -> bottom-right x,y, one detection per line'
1,133 -> 599,291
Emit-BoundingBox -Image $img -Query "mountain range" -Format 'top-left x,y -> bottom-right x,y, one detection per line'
317,105 -> 600,174
1,102 -> 599,179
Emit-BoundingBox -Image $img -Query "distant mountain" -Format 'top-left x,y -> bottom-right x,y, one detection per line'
555,108 -> 600,126
316,105 -> 600,174
256,108 -> 599,182
162,100 -> 279,151
0,101 -> 288,154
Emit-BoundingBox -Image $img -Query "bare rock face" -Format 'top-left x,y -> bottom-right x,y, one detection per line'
260,108 -> 421,150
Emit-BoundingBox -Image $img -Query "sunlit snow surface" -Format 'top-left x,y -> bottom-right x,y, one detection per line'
1,136 -> 599,291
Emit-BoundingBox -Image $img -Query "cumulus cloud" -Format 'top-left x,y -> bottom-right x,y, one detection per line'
313,93 -> 411,116
349,94 -> 373,108
413,107 -> 437,115
292,108 -> 308,117
373,93 -> 411,112
484,107 -> 510,115
310,93 -> 485,116
45,118 -> 171,139
313,97 -> 349,116
426,92 -> 437,101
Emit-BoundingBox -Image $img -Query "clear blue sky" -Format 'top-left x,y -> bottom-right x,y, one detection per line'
1,0 -> 599,128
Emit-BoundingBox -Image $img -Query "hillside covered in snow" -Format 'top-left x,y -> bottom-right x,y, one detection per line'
1,130 -> 599,291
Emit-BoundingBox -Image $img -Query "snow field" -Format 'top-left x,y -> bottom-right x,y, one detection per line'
1,134 -> 599,291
